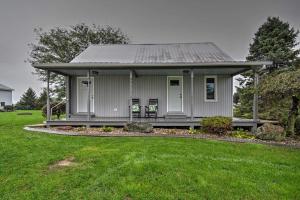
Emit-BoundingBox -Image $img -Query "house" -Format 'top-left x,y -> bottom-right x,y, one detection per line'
0,84 -> 13,109
33,43 -> 271,129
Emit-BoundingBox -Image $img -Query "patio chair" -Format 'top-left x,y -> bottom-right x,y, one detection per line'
145,98 -> 158,118
129,98 -> 141,118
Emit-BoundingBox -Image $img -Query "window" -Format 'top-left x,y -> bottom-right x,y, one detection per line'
170,80 -> 180,86
0,102 -> 5,107
205,76 -> 217,101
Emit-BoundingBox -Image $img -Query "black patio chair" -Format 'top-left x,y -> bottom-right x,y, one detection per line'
129,98 -> 141,118
145,98 -> 158,118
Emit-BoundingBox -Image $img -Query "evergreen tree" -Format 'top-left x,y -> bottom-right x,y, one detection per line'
36,88 -> 48,109
17,88 -> 38,110
247,16 -> 299,72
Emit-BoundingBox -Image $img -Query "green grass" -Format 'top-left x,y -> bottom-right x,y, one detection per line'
0,111 -> 300,199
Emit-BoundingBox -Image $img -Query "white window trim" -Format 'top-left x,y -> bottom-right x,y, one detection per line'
204,75 -> 218,102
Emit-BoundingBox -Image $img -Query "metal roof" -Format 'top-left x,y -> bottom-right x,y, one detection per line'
0,83 -> 13,91
71,42 -> 234,64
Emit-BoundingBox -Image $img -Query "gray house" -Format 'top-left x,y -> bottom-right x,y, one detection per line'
33,43 -> 270,128
0,84 -> 13,109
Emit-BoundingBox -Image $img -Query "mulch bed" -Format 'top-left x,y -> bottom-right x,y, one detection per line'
24,126 -> 300,148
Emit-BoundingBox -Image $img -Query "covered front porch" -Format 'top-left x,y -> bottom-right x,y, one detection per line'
34,61 -> 271,130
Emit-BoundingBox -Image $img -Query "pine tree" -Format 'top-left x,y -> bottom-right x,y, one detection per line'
17,88 -> 38,110
247,16 -> 299,72
36,88 -> 48,109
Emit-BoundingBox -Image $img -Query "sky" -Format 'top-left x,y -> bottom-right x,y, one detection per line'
0,0 -> 299,102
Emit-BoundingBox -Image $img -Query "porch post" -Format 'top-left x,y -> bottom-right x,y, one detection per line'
190,69 -> 194,121
65,75 -> 70,120
252,68 -> 259,132
129,70 -> 133,122
87,70 -> 91,121
46,70 -> 51,122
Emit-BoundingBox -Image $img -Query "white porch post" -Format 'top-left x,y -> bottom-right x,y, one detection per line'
190,69 -> 194,121
65,75 -> 70,120
252,68 -> 259,132
129,70 -> 133,122
46,70 -> 51,122
87,70 -> 91,121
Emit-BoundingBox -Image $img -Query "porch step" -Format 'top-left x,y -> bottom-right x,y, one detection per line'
164,112 -> 187,119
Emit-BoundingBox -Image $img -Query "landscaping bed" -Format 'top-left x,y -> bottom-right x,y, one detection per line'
25,125 -> 300,148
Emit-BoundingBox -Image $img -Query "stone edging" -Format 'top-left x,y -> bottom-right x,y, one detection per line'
24,126 -> 300,149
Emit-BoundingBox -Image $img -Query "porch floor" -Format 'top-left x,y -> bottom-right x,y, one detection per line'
46,116 -> 268,127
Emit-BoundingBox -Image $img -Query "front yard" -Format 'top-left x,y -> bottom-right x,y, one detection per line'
0,111 -> 300,199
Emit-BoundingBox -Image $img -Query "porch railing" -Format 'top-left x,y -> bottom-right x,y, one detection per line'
50,99 -> 66,120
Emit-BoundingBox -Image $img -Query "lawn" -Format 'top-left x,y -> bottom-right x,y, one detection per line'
0,111 -> 300,199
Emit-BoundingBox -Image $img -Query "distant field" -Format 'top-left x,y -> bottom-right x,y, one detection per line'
0,110 -> 300,199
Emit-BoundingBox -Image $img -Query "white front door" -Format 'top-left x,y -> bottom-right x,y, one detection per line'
77,77 -> 94,113
167,76 -> 183,112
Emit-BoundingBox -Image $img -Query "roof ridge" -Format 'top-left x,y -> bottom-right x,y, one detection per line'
90,42 -> 216,46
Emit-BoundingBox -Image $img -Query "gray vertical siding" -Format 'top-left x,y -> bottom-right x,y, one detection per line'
0,90 -> 12,107
70,74 -> 233,117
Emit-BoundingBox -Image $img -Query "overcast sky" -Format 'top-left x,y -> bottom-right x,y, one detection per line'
0,0 -> 299,102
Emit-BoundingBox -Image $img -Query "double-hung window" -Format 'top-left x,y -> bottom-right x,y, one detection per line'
204,76 -> 217,102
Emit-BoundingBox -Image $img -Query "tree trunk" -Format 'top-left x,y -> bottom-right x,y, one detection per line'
287,95 -> 299,136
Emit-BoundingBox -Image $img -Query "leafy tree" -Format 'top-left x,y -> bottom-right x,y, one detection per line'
259,68 -> 300,135
16,88 -> 38,110
235,17 -> 300,119
28,24 -> 129,99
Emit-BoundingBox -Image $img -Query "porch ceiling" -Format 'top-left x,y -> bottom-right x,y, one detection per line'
51,67 -> 250,76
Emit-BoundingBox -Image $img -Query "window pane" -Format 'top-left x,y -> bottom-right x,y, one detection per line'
170,80 -> 179,86
206,78 -> 215,100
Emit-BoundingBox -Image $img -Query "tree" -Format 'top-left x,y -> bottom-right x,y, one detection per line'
259,68 -> 300,135
247,16 -> 299,72
16,88 -> 38,110
235,17 -> 300,119
36,88 -> 48,109
28,24 -> 129,99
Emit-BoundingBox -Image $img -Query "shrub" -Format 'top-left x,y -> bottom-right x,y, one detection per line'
201,116 -> 232,135
4,105 -> 14,112
256,123 -> 285,141
124,122 -> 153,133
188,128 -> 197,134
42,102 -> 66,119
230,128 -> 255,139
102,126 -> 113,132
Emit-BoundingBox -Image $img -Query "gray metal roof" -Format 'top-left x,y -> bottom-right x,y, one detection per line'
71,42 -> 234,64
0,83 -> 13,91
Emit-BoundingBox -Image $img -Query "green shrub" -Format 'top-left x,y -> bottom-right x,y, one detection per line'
102,126 -> 113,132
188,128 -> 197,134
230,128 -> 255,139
188,128 -> 204,134
201,116 -> 232,135
4,105 -> 14,112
